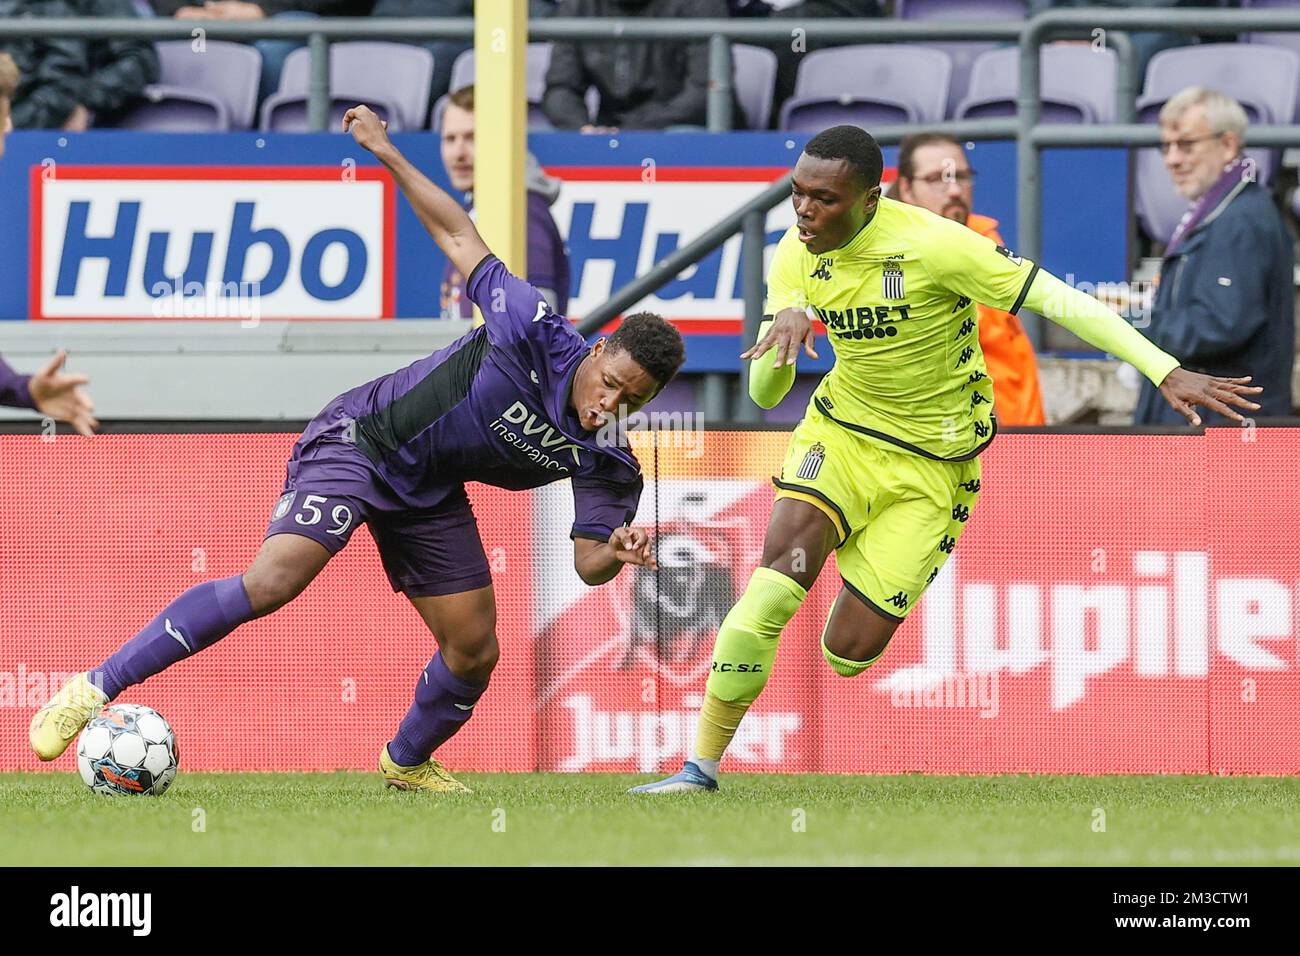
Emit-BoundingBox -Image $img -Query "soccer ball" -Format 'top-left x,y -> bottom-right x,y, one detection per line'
76,704 -> 178,797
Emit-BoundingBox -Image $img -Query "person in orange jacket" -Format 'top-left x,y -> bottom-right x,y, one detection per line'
891,133 -> 1046,425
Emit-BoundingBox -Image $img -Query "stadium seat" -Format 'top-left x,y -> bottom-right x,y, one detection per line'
1133,43 -> 1299,242
435,43 -> 556,130
895,0 -> 1026,18
732,44 -> 777,131
260,43 -> 434,133
1242,0 -> 1300,98
116,41 -> 261,132
778,45 -> 952,131
1136,43 -> 1299,128
896,0 -> 1026,117
955,45 -> 1118,123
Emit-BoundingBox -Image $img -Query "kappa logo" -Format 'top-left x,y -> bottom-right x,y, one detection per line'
810,257 -> 833,281
995,245 -> 1024,266
796,442 -> 826,480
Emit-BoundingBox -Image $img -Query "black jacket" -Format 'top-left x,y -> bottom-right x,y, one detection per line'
543,0 -> 740,130
0,0 -> 158,128
0,0 -> 86,129
72,0 -> 159,120
1135,181 -> 1295,424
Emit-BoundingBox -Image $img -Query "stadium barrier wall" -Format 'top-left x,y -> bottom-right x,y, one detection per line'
3,427 -> 1298,776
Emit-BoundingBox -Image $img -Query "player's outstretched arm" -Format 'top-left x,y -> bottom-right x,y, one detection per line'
343,104 -> 491,282
1023,270 -> 1262,426
573,528 -> 658,586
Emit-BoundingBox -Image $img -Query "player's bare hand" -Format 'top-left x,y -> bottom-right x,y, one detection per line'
741,307 -> 819,368
342,105 -> 390,153
1158,368 -> 1262,427
609,527 -> 657,570
28,349 -> 98,436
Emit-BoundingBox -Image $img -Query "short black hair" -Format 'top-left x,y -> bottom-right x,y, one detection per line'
803,125 -> 884,192
606,312 -> 685,390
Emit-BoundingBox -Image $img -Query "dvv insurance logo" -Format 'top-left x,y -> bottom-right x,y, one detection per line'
31,166 -> 395,320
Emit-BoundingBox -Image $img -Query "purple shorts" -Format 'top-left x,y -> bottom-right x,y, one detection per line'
264,436 -> 492,598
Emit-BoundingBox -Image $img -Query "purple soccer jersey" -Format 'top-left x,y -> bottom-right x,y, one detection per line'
0,354 -> 36,410
265,255 -> 644,595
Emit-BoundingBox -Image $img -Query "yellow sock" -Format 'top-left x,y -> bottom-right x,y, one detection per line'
693,691 -> 752,762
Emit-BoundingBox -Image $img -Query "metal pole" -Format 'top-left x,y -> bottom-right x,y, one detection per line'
1109,31 -> 1137,124
735,209 -> 766,423
1016,22 -> 1043,350
702,373 -> 729,423
307,32 -> 330,132
707,35 -> 734,132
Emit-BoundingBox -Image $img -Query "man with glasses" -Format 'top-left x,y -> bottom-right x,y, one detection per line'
1135,86 -> 1294,424
892,133 -> 1045,426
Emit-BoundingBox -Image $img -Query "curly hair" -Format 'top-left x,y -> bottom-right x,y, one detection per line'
606,312 -> 685,389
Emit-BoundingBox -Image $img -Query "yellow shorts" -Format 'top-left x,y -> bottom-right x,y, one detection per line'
773,410 -> 981,621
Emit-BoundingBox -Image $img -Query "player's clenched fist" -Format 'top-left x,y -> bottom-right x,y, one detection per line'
609,527 -> 657,570
343,105 -> 390,153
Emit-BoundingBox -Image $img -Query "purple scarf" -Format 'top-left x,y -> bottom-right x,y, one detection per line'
1165,156 -> 1250,257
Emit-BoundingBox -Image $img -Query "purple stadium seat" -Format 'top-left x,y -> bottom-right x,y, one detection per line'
443,43 -> 555,129
895,0 -> 1026,19
1137,43 -> 1299,127
116,41 -> 261,132
895,1 -> 1027,117
733,44 -> 777,131
955,45 -> 1118,123
261,42 -> 434,133
1133,43 -> 1299,242
920,42 -> 999,119
778,45 -> 952,131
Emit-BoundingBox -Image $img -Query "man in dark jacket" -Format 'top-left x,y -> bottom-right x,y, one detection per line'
1135,87 -> 1295,425
0,0 -> 85,129
543,0 -> 740,131
72,0 -> 159,127
0,0 -> 157,129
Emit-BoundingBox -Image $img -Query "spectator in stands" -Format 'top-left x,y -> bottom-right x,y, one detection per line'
543,0 -> 741,131
73,0 -> 160,128
0,52 -> 98,433
1027,0 -> 1222,75
1135,87 -> 1294,424
159,1 -> 372,105
0,0 -> 86,129
891,132 -> 1046,426
0,0 -> 156,130
0,0 -> 158,130
438,84 -> 570,318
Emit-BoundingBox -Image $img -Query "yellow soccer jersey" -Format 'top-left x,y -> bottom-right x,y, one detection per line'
765,196 -> 1042,461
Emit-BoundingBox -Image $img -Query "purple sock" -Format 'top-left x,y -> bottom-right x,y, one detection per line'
98,575 -> 254,700
387,652 -> 488,767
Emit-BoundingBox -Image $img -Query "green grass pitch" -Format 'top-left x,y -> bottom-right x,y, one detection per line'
3,772 -> 1299,866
